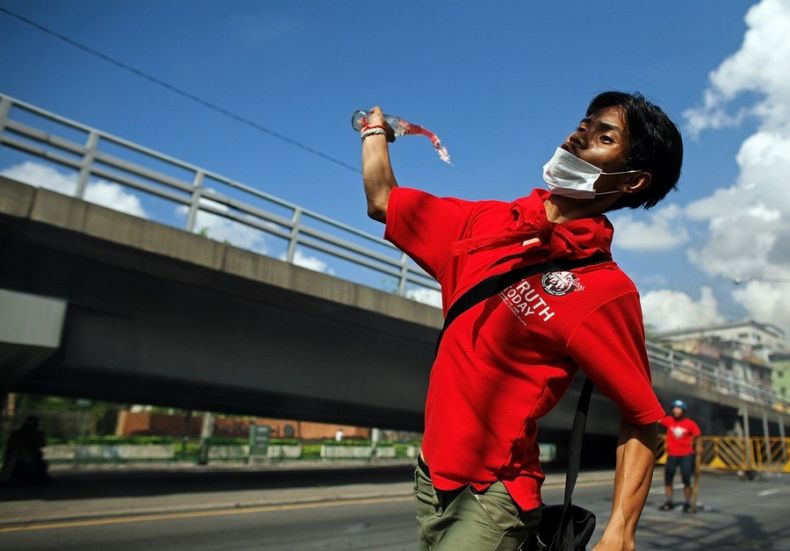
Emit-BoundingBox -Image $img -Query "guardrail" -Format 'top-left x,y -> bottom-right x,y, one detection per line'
0,93 -> 786,411
0,93 -> 439,299
646,341 -> 783,409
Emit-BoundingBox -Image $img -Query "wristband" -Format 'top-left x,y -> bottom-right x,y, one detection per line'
361,124 -> 388,133
361,128 -> 387,141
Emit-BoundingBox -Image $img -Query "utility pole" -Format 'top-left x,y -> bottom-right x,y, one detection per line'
742,406 -> 752,469
762,411 -> 771,466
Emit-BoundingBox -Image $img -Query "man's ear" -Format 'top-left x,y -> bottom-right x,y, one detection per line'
620,172 -> 652,194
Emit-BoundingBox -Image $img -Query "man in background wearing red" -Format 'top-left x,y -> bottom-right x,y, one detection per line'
659,400 -> 701,512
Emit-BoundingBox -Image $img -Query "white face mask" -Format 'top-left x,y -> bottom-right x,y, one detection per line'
542,147 -> 641,199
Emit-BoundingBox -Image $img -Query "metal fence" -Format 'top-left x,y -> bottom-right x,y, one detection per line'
0,93 -> 439,299
0,93 -> 787,411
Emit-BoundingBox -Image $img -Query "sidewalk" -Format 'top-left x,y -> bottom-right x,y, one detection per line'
0,460 -> 616,528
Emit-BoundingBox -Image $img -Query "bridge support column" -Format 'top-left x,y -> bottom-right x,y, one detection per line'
0,391 -> 7,455
0,289 -> 67,390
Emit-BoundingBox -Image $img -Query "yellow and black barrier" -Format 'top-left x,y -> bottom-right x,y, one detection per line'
656,435 -> 790,473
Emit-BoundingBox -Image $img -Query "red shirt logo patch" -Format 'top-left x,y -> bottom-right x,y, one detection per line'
541,271 -> 585,296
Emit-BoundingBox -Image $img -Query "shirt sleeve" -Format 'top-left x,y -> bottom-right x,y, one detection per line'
690,421 -> 701,437
565,292 -> 665,425
658,415 -> 672,429
384,187 -> 476,281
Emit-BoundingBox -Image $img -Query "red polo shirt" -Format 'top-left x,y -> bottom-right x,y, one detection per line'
659,416 -> 701,456
385,187 -> 665,511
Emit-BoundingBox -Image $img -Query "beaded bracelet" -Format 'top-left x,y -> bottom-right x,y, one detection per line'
361,124 -> 388,133
361,128 -> 387,141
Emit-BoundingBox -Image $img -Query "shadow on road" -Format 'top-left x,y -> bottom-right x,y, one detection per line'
633,491 -> 790,550
0,464 -> 416,503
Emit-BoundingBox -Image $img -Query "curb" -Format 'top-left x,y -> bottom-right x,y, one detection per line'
0,491 -> 415,529
0,471 -> 617,529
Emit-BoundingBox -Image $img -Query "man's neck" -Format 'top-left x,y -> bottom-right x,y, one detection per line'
543,194 -> 619,223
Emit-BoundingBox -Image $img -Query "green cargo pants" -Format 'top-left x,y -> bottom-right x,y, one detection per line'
414,463 -> 544,551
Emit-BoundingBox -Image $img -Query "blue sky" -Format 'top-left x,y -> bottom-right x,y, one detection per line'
1,0 -> 788,334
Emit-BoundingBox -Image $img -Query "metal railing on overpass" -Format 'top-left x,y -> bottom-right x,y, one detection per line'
0,93 -> 787,412
646,342 -> 784,410
0,93 -> 439,300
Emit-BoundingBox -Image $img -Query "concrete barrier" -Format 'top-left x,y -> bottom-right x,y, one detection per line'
375,446 -> 396,458
266,444 -> 302,459
319,445 -> 397,459
44,444 -> 176,462
207,445 -> 249,460
320,445 -> 373,459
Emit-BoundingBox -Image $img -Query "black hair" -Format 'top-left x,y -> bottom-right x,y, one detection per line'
587,91 -> 683,210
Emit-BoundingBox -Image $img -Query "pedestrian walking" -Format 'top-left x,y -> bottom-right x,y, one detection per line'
658,400 -> 701,513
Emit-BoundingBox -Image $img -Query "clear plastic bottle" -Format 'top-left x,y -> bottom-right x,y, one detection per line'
351,110 -> 408,137
351,109 -> 452,164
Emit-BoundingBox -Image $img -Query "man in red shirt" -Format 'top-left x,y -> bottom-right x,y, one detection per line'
659,400 -> 701,513
360,91 -> 682,550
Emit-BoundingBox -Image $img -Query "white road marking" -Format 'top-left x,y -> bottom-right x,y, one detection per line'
758,488 -> 779,497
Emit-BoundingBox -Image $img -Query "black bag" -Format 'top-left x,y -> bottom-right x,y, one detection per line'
538,377 -> 596,551
437,254 -> 607,550
539,504 -> 596,551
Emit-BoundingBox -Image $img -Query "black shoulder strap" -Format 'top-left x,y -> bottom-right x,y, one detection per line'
435,252 -> 610,355
552,377 -> 594,551
564,376 -> 593,505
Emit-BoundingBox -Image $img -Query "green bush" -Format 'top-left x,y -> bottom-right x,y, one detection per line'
205,437 -> 247,446
318,439 -> 394,447
269,439 -> 301,446
301,444 -> 321,459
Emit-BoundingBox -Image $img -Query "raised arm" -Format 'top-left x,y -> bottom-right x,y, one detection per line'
594,420 -> 657,551
361,106 -> 398,222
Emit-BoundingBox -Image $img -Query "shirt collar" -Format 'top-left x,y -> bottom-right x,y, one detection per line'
449,188 -> 614,260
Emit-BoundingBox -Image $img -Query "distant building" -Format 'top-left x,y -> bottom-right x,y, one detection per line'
654,320 -> 788,406
115,410 -> 371,440
770,352 -> 790,401
655,320 -> 786,361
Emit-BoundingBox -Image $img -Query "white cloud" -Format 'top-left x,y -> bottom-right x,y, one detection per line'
1,161 -> 147,217
176,193 -> 268,253
610,204 -> 689,251
684,0 -> 790,137
287,249 -> 334,274
641,287 -> 725,332
179,193 -> 336,273
84,181 -> 147,218
681,0 -> 790,334
732,280 -> 790,330
405,287 -> 442,308
193,210 -> 268,253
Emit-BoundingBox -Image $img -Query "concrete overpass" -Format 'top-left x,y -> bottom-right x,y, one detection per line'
0,176 -> 444,430
1,93 -> 788,445
3,176 -> 788,441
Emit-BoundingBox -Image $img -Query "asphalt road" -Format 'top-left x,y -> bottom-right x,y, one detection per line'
0,469 -> 788,550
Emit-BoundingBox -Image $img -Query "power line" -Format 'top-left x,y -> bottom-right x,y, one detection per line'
0,6 -> 360,174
